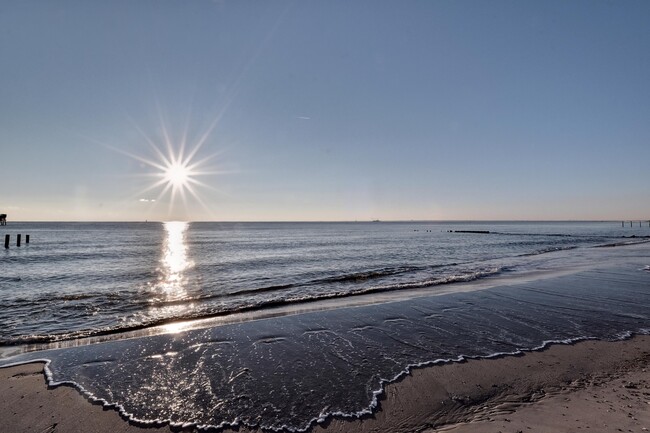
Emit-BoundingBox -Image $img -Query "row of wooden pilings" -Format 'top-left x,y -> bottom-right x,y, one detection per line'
622,221 -> 650,227
4,234 -> 29,248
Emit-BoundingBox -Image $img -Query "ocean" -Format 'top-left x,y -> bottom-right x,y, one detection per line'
1,221 -> 650,431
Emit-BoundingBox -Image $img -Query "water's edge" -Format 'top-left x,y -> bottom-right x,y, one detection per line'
2,331 -> 648,433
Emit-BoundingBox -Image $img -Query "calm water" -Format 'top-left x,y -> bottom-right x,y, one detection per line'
0,221 -> 648,345
1,221 -> 650,431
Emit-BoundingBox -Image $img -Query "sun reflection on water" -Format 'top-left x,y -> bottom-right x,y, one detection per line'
153,221 -> 193,301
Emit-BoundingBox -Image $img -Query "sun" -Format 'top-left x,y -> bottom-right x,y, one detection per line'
164,161 -> 191,188
142,147 -> 214,214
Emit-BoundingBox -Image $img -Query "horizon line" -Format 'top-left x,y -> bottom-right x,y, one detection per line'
3,219 -> 649,224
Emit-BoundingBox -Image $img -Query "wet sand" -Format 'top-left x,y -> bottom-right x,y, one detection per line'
1,335 -> 649,433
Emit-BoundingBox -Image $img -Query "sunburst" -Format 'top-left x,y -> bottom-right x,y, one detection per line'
137,143 -> 221,218
104,111 -> 228,219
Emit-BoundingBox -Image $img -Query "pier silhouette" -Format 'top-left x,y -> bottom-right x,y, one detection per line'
622,220 -> 650,227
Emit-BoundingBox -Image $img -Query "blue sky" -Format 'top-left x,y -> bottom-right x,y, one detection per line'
1,0 -> 649,221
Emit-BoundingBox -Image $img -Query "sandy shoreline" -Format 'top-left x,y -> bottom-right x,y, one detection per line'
1,335 -> 649,433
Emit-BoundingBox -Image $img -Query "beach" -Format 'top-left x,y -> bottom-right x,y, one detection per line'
1,223 -> 650,431
3,0 -> 650,428
2,335 -> 649,433
3,0 -> 649,428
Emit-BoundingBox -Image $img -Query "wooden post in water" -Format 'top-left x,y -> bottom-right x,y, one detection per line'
622,221 -> 625,227
26,234 -> 30,244
16,234 -> 21,247
4,234 -> 8,249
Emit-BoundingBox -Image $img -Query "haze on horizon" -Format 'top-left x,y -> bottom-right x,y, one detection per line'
1,1 -> 649,222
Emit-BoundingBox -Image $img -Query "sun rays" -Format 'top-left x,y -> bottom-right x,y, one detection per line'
134,134 -> 222,219
99,107 -> 232,220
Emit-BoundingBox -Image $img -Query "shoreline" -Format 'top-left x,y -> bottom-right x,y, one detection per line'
2,335 -> 649,432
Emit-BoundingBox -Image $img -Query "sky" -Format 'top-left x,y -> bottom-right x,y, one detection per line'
1,0 -> 649,221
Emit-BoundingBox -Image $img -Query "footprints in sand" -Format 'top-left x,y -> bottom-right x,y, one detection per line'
9,371 -> 42,380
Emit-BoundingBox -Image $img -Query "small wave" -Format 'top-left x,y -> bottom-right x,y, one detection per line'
0,276 -> 21,282
595,238 -> 650,248
4,291 -> 126,309
518,245 -> 578,257
311,266 -> 424,284
2,251 -> 140,265
0,267 -> 503,346
145,264 -> 454,306
491,232 -> 578,238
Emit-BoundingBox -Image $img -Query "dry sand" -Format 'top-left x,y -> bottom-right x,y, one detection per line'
1,336 -> 649,433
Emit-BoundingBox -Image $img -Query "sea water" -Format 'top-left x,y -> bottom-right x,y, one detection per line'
1,221 -> 649,430
1,220 -> 646,345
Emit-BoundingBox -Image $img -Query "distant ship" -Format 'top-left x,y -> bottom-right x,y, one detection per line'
372,219 -> 380,223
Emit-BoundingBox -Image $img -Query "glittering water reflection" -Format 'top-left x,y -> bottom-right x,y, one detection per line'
152,221 -> 193,302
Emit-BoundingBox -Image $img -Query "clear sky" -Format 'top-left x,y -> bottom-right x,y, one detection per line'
1,0 -> 649,221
